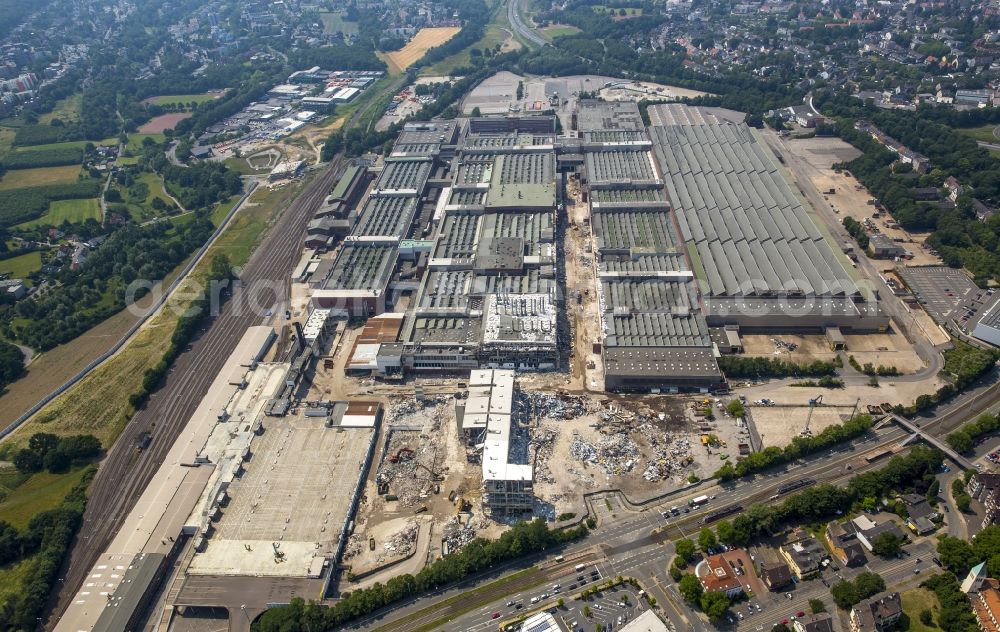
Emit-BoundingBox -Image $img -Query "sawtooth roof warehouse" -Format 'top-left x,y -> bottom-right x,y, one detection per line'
302,102 -> 888,394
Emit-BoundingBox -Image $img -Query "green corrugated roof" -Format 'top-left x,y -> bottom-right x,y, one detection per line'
330,165 -> 361,200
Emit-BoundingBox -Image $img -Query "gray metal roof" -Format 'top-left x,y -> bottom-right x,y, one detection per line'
650,122 -> 859,299
355,195 -> 419,238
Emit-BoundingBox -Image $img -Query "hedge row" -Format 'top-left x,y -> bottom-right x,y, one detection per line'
2,146 -> 83,170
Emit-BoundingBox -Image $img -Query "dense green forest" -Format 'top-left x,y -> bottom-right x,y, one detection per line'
0,339 -> 25,393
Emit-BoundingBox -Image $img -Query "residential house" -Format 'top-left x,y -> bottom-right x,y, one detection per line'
779,536 -> 826,579
970,472 -> 1000,529
793,612 -> 835,632
759,562 -> 793,591
849,592 -> 902,632
974,199 -> 996,223
826,521 -> 868,567
945,176 -> 965,201
698,553 -> 745,598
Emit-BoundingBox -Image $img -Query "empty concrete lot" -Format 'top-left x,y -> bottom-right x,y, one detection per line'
189,415 -> 373,576
219,416 -> 370,542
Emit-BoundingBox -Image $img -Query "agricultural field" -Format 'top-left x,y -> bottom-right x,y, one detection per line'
0,127 -> 15,158
383,27 -> 462,73
318,11 -> 359,36
139,113 -> 191,134
0,251 -> 43,279
0,165 -> 82,191
143,93 -> 220,108
13,198 -> 101,229
423,5 -> 518,75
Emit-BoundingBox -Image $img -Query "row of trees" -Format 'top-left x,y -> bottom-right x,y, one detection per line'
842,216 -> 869,250
947,412 -> 1000,454
714,414 -> 874,481
2,145 -> 83,170
129,254 -> 234,410
716,356 -> 841,379
254,519 -> 588,630
706,447 -> 942,547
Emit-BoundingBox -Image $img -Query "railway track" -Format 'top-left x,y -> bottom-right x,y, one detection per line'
47,158 -> 344,628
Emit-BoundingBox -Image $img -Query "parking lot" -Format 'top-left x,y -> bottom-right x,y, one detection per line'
561,581 -> 649,632
898,265 -> 995,327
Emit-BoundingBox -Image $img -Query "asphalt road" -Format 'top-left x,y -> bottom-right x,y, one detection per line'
46,157 -> 344,629
507,0 -> 547,47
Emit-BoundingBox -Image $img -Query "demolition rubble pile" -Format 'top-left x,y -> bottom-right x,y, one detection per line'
376,430 -> 440,506
382,521 -> 419,559
442,516 -> 476,553
641,426 -> 695,482
525,391 -> 595,421
569,432 -> 641,476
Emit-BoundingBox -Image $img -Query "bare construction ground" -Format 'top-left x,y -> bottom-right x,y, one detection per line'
188,415 -> 373,577
749,405 -> 857,447
740,332 -> 926,374
779,136 -> 943,269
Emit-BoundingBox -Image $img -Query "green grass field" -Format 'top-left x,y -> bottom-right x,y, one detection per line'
900,587 -> 941,631
0,164 -> 82,191
13,198 -> 101,229
126,133 -> 166,154
38,93 -> 82,125
0,467 -> 90,529
543,25 -> 581,39
0,127 -> 15,158
318,11 -> 359,36
0,251 -> 43,279
0,559 -> 34,606
957,124 -> 1000,144
120,171 -> 176,221
9,137 -> 119,153
146,93 -> 218,107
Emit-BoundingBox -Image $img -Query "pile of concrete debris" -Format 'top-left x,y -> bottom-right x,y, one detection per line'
377,431 -> 440,506
382,520 -> 419,559
442,516 -> 476,554
641,427 -> 695,482
531,428 -> 557,484
570,432 -> 641,476
525,391 -> 594,421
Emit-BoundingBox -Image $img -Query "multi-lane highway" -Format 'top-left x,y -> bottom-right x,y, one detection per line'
47,158 -> 344,627
507,0 -> 547,47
